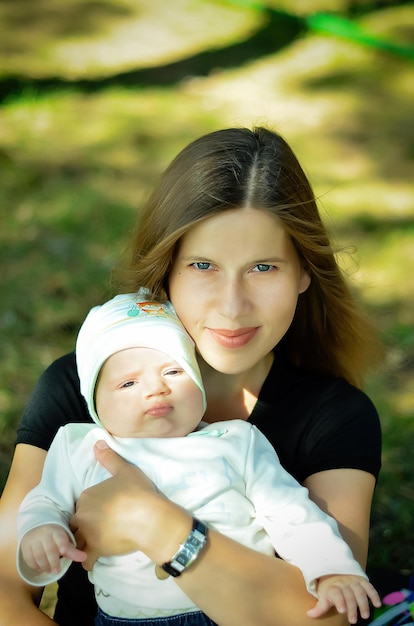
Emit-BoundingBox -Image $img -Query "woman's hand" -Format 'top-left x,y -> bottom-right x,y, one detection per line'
70,440 -> 192,570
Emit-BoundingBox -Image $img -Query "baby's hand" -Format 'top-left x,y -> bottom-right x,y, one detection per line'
307,574 -> 381,624
21,524 -> 87,574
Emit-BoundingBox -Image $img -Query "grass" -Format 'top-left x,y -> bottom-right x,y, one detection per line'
0,0 -> 413,596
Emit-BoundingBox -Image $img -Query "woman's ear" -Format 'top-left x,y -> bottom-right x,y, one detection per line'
298,267 -> 311,294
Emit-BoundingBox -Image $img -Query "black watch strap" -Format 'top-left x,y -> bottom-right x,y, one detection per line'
160,518 -> 208,578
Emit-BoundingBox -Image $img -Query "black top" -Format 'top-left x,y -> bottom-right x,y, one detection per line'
16,349 -> 381,626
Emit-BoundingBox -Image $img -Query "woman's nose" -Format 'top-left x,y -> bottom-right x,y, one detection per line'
217,277 -> 252,320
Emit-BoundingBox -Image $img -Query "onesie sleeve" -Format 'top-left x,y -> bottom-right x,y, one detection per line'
243,424 -> 367,596
16,426 -> 82,586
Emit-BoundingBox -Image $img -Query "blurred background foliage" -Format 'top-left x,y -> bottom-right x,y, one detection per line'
0,0 -> 413,593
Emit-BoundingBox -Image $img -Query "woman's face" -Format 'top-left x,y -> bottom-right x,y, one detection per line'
168,208 -> 310,375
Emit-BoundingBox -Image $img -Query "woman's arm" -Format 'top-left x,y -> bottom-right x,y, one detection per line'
304,468 -> 376,568
173,525 -> 350,626
72,441 -> 350,626
0,444 -> 57,625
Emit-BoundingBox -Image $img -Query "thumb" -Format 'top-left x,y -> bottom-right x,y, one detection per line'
94,440 -> 131,476
307,597 -> 332,619
62,544 -> 87,563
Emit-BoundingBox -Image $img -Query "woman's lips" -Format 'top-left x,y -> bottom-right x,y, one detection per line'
207,327 -> 258,349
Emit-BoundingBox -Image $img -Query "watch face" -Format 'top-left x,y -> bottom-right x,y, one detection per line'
176,549 -> 193,567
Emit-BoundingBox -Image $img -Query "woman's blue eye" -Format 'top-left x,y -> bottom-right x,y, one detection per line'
255,264 -> 273,272
193,262 -> 211,270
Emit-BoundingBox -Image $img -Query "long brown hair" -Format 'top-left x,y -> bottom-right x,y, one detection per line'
119,127 -> 383,388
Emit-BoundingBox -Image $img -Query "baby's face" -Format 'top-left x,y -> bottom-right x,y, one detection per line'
95,347 -> 204,438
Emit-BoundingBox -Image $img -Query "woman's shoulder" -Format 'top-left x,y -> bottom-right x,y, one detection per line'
252,351 -> 381,482
261,348 -> 378,419
16,352 -> 92,451
26,351 -> 84,406
39,352 -> 79,378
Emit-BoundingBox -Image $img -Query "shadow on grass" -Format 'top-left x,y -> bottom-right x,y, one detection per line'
0,9 -> 304,103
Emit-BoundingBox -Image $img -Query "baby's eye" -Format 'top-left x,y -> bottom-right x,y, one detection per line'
165,368 -> 183,377
121,380 -> 136,388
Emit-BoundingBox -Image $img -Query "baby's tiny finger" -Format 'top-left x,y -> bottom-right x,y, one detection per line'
362,580 -> 382,608
352,584 -> 371,621
332,584 -> 359,624
31,544 -> 55,573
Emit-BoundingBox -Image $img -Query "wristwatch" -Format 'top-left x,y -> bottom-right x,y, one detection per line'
160,518 -> 209,578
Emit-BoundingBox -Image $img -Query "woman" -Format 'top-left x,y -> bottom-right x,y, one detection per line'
0,127 -> 382,626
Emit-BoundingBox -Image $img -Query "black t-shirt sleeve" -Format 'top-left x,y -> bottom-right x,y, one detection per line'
251,361 -> 382,484
16,352 -> 92,450
300,379 -> 382,480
